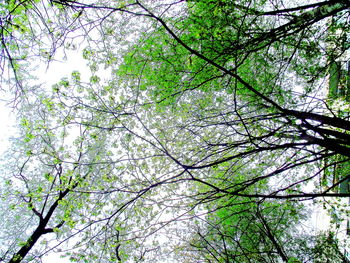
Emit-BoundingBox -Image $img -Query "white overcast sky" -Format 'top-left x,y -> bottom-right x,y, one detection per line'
0,47 -> 91,263
0,1 -> 344,259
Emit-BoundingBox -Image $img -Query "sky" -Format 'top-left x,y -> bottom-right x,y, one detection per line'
0,1 -> 347,260
37,49 -> 91,263
0,103 -> 14,156
0,47 -> 91,263
0,53 -> 337,262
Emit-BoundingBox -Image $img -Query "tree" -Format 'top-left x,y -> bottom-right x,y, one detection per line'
174,166 -> 307,263
110,0 -> 350,198
0,86 -> 171,262
0,0 -> 350,262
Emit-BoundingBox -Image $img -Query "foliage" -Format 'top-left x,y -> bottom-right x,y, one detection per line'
0,0 -> 349,262
312,231 -> 348,263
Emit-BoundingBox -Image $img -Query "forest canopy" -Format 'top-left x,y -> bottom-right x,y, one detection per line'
0,0 -> 349,262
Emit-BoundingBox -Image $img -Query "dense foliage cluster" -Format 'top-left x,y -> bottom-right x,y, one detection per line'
0,0 -> 349,262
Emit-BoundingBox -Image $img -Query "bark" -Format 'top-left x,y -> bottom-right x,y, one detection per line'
256,208 -> 289,262
8,189 -> 69,263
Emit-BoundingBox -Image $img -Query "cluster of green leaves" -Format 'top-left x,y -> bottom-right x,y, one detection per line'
311,231 -> 348,263
180,160 -> 305,262
1,0 -> 350,262
118,0 -> 337,110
